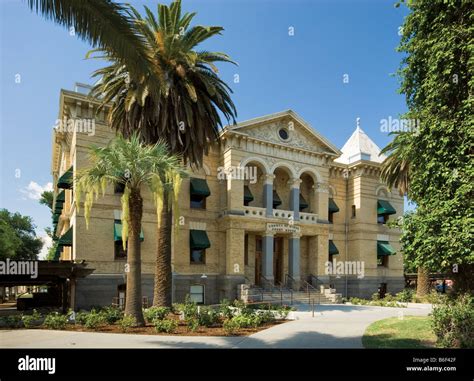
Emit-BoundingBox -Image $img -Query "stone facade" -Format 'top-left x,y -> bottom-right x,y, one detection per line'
51,88 -> 404,309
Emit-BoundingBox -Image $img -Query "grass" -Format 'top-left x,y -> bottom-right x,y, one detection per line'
362,316 -> 436,348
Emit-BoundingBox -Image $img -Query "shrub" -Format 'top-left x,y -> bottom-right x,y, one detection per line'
181,296 -> 198,319
22,310 -> 41,328
84,311 -> 107,330
396,289 -> 415,303
186,316 -> 199,332
233,300 -> 254,316
74,311 -> 89,325
101,306 -> 123,324
219,299 -> 234,319
1,315 -> 23,328
383,293 -> 395,302
198,307 -> 220,327
154,318 -> 178,334
43,312 -> 68,330
371,292 -> 380,301
425,291 -> 446,304
431,294 -> 474,348
232,314 -> 262,328
172,303 -> 184,315
276,306 -> 290,320
223,318 -> 240,335
257,310 -> 275,324
119,315 -> 136,332
143,307 -> 170,323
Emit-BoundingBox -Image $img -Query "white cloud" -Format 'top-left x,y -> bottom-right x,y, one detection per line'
20,181 -> 53,200
38,234 -> 53,260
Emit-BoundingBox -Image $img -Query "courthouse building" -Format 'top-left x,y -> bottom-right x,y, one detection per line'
51,85 -> 404,309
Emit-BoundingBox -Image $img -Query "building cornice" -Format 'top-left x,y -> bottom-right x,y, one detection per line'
222,129 -> 339,159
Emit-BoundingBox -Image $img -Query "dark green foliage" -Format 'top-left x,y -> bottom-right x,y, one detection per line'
382,1 -> 473,291
0,209 -> 43,260
43,312 -> 68,330
143,306 -> 170,322
431,294 -> 474,348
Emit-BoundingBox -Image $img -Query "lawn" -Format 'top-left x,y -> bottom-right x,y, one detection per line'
362,316 -> 437,348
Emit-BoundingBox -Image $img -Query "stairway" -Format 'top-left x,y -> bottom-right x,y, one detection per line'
244,284 -> 342,305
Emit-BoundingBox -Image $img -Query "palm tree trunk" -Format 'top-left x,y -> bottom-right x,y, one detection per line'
153,190 -> 173,307
124,188 -> 145,326
416,266 -> 430,297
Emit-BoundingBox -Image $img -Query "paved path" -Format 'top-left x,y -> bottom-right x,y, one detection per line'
0,304 -> 432,349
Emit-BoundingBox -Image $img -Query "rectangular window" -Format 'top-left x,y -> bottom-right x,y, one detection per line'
190,248 -> 206,264
377,214 -> 389,224
351,205 -> 356,218
244,234 -> 249,266
114,240 -> 127,259
190,195 -> 206,209
377,255 -> 388,267
189,285 -> 204,304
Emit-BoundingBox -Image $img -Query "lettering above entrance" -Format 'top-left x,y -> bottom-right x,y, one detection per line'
266,223 -> 301,234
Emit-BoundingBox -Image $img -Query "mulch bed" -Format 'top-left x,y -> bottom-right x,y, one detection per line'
1,316 -> 286,336
63,320 -> 285,336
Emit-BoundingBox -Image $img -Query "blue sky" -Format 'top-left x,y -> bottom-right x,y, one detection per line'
0,0 -> 412,256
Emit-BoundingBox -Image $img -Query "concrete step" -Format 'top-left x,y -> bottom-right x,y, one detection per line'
246,290 -> 338,304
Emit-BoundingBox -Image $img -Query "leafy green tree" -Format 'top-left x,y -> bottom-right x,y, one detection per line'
384,0 -> 474,294
0,209 -> 43,260
75,134 -> 186,326
89,0 -> 237,306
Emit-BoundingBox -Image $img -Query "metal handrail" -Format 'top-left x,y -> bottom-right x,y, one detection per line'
309,274 -> 325,288
260,275 -> 277,293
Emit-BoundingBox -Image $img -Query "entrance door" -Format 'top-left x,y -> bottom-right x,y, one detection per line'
255,236 -> 262,286
273,237 -> 283,285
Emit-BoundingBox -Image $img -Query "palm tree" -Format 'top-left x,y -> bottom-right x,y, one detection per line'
39,190 -> 54,210
25,0 -> 151,78
380,131 -> 411,196
381,131 -> 430,297
75,134 -> 186,325
89,0 -> 237,306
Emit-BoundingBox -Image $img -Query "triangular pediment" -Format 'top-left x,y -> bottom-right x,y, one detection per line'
228,110 -> 341,155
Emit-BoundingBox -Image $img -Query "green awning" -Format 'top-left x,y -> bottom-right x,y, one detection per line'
53,245 -> 62,261
57,166 -> 73,189
244,185 -> 254,203
58,227 -> 73,247
377,241 -> 396,256
377,200 -> 396,216
273,190 -> 282,208
329,198 -> 339,213
329,240 -> 339,255
52,214 -> 60,224
114,222 -> 144,242
190,178 -> 210,197
299,193 -> 309,210
54,190 -> 65,212
190,229 -> 211,250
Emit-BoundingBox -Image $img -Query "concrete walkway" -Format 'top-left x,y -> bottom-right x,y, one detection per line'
0,304 -> 432,349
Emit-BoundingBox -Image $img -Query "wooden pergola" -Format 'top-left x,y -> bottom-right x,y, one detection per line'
0,260 -> 94,312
